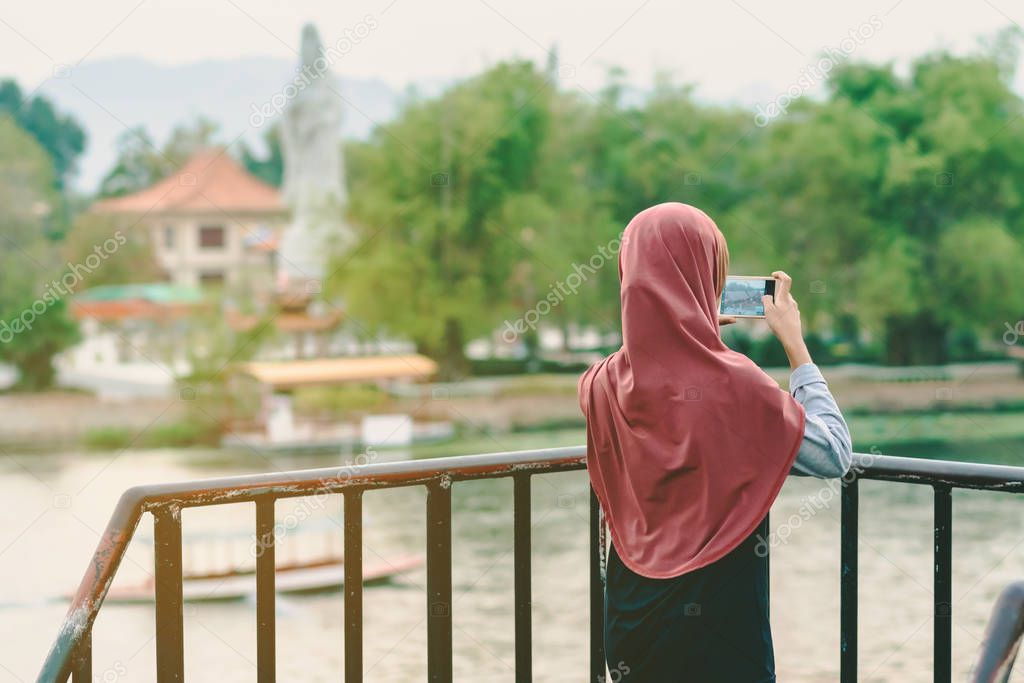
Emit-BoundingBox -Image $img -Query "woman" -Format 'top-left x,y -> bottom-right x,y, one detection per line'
578,202 -> 852,682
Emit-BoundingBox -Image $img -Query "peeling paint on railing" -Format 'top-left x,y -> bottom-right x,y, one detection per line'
37,448 -> 1024,682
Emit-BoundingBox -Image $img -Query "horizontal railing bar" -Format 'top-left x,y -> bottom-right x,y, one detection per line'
37,450 -> 1024,681
132,447 -> 590,511
125,453 -> 1024,512
854,454 -> 1024,492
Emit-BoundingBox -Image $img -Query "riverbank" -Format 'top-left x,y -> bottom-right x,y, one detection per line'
2,362 -> 1022,462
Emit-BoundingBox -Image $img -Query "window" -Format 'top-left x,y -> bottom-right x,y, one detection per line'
198,225 -> 225,249
199,271 -> 224,287
163,225 -> 175,249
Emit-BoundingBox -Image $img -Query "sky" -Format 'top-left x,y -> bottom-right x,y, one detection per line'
2,0 -> 1021,100
3,0 -> 1024,191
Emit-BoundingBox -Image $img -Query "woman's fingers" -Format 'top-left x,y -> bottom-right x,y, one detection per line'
771,270 -> 791,301
719,315 -> 738,326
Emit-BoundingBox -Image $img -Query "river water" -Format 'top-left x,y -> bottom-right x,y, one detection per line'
1,442 -> 1022,682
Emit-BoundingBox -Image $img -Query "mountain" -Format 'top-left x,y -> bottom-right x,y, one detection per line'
36,56 -> 407,193
35,55 -> 778,195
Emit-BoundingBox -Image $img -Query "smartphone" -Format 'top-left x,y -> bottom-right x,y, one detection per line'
719,276 -> 776,318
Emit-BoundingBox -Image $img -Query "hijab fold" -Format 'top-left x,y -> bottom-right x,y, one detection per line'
579,203 -> 805,579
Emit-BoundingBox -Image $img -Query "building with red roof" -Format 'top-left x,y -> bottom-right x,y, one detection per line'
93,148 -> 288,289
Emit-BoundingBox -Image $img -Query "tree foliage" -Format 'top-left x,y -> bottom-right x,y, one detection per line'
240,125 -> 285,187
0,117 -> 79,389
334,62 -> 616,376
334,37 -> 1024,369
62,212 -> 163,287
98,117 -> 220,197
0,79 -> 86,190
737,35 -> 1024,362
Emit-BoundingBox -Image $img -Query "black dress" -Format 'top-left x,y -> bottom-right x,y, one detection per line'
603,518 -> 774,683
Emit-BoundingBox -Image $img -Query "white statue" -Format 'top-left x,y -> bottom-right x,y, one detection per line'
278,23 -> 351,287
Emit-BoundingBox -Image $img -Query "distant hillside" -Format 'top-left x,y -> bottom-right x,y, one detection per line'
35,55 -> 768,196
36,56 -> 408,194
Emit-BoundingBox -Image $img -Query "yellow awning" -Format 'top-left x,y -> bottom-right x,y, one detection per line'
240,355 -> 437,389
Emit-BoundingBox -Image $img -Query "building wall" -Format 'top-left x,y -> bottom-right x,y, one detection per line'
149,212 -> 285,287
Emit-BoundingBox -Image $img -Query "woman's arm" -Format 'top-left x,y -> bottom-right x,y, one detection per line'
760,271 -> 852,476
789,363 -> 853,478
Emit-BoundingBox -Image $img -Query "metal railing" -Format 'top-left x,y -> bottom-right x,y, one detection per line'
37,448 -> 1024,682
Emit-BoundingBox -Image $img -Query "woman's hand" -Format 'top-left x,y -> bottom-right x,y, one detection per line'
718,315 -> 737,327
762,270 -> 812,369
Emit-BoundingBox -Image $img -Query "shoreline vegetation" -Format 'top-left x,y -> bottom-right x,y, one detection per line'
1,362 -> 1022,464
15,418 -> 1024,468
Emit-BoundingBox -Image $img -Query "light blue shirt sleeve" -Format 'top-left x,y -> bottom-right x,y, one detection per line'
789,362 -> 853,478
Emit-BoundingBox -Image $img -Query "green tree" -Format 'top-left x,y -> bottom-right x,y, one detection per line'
0,79 -> 86,189
62,212 -> 163,286
99,117 -> 221,197
240,125 -> 284,187
0,116 -> 80,389
333,39 -> 1024,370
935,218 -> 1024,330
334,62 -> 563,377
734,35 -> 1024,363
567,71 -> 759,340
177,307 -> 274,439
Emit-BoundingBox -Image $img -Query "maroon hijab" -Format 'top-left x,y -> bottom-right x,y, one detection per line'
579,202 -> 805,579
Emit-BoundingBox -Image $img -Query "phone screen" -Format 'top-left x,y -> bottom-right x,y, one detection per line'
719,277 -> 776,318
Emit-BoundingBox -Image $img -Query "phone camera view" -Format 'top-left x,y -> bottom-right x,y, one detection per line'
720,277 -> 774,317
